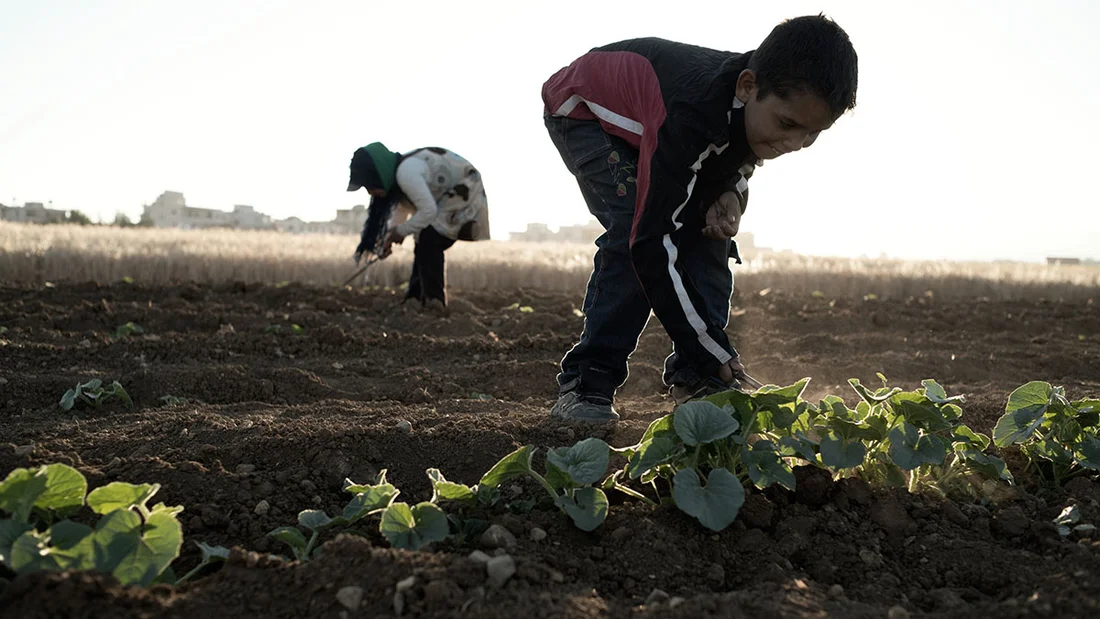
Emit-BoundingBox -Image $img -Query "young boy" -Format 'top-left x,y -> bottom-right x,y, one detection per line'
542,15 -> 858,422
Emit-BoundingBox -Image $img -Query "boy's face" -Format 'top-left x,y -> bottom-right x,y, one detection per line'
736,70 -> 835,161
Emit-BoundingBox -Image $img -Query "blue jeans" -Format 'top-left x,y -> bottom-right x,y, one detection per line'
545,114 -> 736,400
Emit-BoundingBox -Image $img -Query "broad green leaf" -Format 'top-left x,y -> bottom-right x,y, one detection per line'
87,482 -> 158,515
34,464 -> 87,519
60,389 -> 78,411
379,502 -> 449,550
544,461 -> 573,491
640,414 -> 676,443
825,416 -> 883,442
627,437 -> 682,479
426,469 -> 475,503
892,394 -> 954,432
476,484 -> 501,507
0,518 -> 35,567
479,445 -> 535,488
93,506 -> 183,586
1030,438 -> 1074,466
342,470 -> 391,495
195,541 -> 230,564
297,510 -> 334,532
267,526 -> 308,553
702,389 -> 753,417
11,525 -> 95,574
105,381 -> 134,409
849,378 -> 901,404
1071,399 -> 1100,429
672,468 -> 745,532
993,381 -> 1053,447
961,450 -> 1015,484
546,438 -> 610,486
922,379 -> 966,404
1078,435 -> 1100,471
754,378 -> 811,400
0,468 -> 49,523
819,432 -> 867,470
889,423 -> 947,470
951,425 -> 991,451
778,435 -> 819,463
744,441 -> 796,491
343,484 -> 399,522
753,379 -> 811,429
674,401 -> 740,446
555,487 -> 609,532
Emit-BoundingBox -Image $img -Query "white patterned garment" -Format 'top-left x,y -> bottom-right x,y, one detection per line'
391,147 -> 490,241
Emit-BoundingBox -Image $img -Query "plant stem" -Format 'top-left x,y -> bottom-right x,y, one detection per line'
302,530 -> 319,560
526,471 -> 559,500
176,562 -> 206,585
689,446 -> 701,472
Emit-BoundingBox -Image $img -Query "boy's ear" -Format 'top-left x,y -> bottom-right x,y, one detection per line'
735,69 -> 758,105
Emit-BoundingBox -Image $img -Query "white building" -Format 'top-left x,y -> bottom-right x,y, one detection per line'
141,192 -> 272,230
0,202 -> 69,224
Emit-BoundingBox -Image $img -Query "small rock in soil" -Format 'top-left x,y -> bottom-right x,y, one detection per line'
993,506 -> 1029,537
669,597 -> 685,608
928,587 -> 964,609
14,444 -> 33,456
236,464 -> 256,475
942,501 -> 969,526
887,605 -> 910,619
740,492 -> 775,529
707,563 -> 725,584
610,526 -> 632,543
468,550 -> 492,564
423,580 -> 459,608
395,419 -> 412,433
486,555 -> 516,588
336,586 -> 363,610
644,588 -> 670,606
253,500 -> 270,516
529,527 -> 547,542
828,584 -> 845,598
870,499 -> 913,538
480,524 -> 517,549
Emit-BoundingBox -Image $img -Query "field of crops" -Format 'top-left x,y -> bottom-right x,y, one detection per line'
1,222 -> 1100,618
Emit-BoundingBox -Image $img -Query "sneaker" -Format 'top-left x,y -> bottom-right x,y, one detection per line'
550,379 -> 619,422
670,376 -> 742,405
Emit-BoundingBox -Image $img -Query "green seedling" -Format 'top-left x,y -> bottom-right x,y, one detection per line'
112,322 -> 144,339
1,465 -> 187,587
992,382 -> 1100,486
60,379 -> 133,411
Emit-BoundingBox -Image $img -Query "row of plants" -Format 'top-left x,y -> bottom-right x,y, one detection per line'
3,377 -> 1097,588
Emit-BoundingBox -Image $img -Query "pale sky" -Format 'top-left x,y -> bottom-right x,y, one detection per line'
2,0 -> 1098,262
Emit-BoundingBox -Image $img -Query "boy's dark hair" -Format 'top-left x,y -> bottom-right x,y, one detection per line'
747,14 -> 858,119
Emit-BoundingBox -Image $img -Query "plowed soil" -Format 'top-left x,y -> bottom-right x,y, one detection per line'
1,281 -> 1099,618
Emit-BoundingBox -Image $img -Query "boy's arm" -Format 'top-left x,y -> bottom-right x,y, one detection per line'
393,158 -> 437,237
629,115 -> 738,378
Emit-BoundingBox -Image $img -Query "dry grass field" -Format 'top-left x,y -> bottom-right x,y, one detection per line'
1,221 -> 1098,300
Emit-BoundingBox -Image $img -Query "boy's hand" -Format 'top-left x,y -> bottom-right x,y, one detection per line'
702,191 -> 743,240
716,356 -> 748,386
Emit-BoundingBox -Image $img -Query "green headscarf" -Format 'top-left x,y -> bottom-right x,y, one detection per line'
349,142 -> 400,195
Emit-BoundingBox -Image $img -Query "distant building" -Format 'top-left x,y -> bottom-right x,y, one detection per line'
0,201 -> 68,224
509,220 -> 602,244
1047,257 -> 1081,266
141,192 -> 271,230
334,204 -> 368,233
